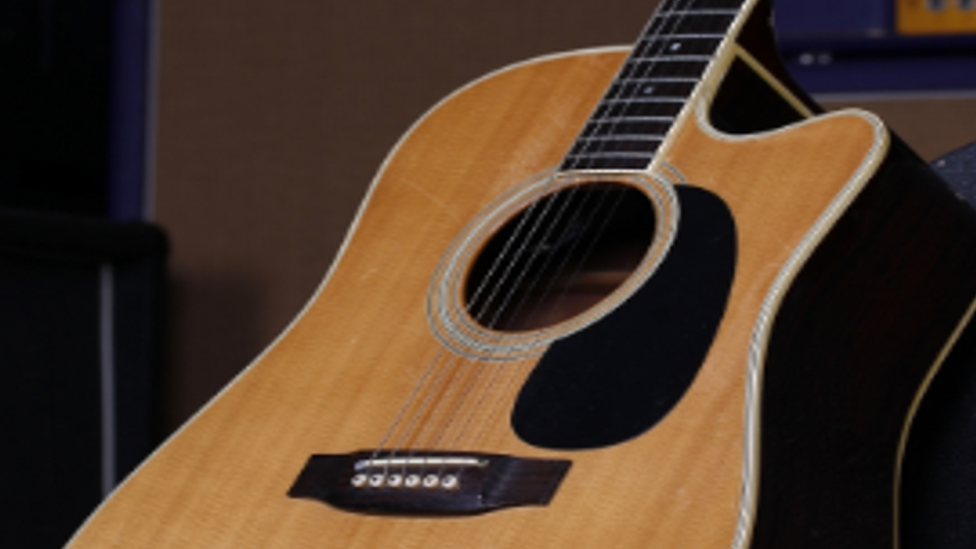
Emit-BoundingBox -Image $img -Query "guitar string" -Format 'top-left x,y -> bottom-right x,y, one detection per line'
438,0 -> 733,454
508,187 -> 632,338
413,0 -> 713,470
429,187 -> 627,477
380,350 -> 457,454
364,140 -> 573,470
464,0 -> 737,327
577,0 -> 708,171
498,0 -> 715,319
364,177 -> 570,474
482,185 -> 614,332
426,0 -> 718,472
362,181 -> 572,472
423,186 -> 613,462
394,185 -> 581,466
382,175 -> 571,471
365,0 -> 736,485
462,178 -> 584,332
435,0 -> 717,463
428,0 -> 736,480
379,150 -> 612,473
446,0 -> 750,469
373,14 -> 686,458
365,347 -> 448,466
496,0 -> 738,346
370,166 -> 652,470
519,0 -> 728,305
365,0 -> 735,482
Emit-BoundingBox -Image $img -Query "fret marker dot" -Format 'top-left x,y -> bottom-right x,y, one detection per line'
670,42 -> 682,52
643,85 -> 655,95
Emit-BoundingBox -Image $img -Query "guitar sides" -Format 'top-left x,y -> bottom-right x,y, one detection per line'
64,49 -> 976,549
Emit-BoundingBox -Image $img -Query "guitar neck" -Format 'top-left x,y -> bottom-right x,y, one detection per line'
560,0 -> 748,172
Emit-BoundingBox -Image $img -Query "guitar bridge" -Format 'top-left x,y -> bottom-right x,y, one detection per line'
288,451 -> 571,516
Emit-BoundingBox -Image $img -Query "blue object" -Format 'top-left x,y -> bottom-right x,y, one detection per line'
773,0 -> 976,94
775,0 -> 891,40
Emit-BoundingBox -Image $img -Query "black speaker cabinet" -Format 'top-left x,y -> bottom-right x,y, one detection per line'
0,209 -> 166,548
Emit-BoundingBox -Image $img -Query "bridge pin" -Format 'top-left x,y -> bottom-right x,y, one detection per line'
441,475 -> 459,490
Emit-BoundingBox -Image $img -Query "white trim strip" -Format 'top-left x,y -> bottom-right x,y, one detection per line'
99,264 -> 117,497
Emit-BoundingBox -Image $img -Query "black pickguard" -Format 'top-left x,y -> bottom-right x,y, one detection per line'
512,185 -> 737,450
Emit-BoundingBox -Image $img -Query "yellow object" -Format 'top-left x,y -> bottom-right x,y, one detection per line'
898,0 -> 976,35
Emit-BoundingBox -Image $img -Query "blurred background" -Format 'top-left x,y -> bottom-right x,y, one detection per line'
2,0 -> 976,547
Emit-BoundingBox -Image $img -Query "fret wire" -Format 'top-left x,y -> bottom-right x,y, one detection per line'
619,76 -> 699,84
637,35 -> 725,46
585,128 -> 670,140
570,136 -> 663,155
579,132 -> 667,140
564,155 -> 650,169
603,96 -> 687,103
598,103 -> 684,119
626,58 -> 710,67
623,59 -> 710,74
567,151 -> 658,159
609,79 -> 697,90
635,44 -> 723,60
591,115 -> 675,123
644,32 -> 726,39
662,0 -> 744,7
646,14 -> 738,35
571,136 -> 665,150
593,95 -> 686,122
619,68 -> 707,85
635,35 -> 724,51
605,0 -> 695,154
561,0 -> 746,170
586,114 -> 675,124
639,55 -> 714,62
656,9 -> 739,16
584,119 -> 672,133
605,85 -> 696,102
577,135 -> 667,144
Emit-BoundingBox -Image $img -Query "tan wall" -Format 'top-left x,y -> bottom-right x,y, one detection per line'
153,0 -> 976,432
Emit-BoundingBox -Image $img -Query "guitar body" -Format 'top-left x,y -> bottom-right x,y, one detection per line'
66,3 -> 976,549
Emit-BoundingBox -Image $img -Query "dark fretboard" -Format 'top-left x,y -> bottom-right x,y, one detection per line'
560,0 -> 746,172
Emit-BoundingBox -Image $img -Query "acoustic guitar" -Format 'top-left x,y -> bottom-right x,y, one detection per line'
66,0 -> 976,548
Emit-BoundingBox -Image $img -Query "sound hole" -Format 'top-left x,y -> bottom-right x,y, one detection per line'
464,182 -> 655,332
